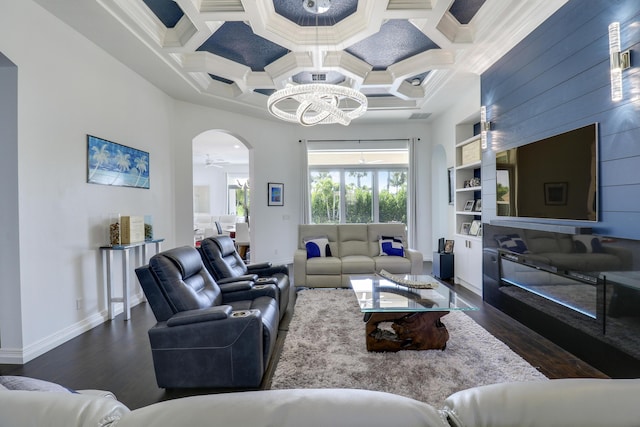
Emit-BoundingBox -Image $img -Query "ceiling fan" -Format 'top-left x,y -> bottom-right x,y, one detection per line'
205,154 -> 229,168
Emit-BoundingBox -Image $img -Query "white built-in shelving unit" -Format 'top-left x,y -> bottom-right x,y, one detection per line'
453,132 -> 483,294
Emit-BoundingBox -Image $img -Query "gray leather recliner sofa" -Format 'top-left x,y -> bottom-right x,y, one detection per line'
198,235 -> 290,318
135,246 -> 279,389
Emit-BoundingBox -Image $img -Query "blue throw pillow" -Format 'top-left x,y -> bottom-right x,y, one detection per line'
304,236 -> 331,259
495,234 -> 530,254
572,235 -> 604,253
379,236 -> 405,257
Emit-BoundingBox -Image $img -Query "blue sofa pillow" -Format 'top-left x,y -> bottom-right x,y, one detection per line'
379,236 -> 405,257
495,234 -> 530,254
304,236 -> 331,259
572,235 -> 604,253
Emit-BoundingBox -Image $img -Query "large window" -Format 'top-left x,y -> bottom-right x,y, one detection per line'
310,171 -> 341,224
226,174 -> 249,219
308,145 -> 408,224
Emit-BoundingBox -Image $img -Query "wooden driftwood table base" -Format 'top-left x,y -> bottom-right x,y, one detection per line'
364,311 -> 450,352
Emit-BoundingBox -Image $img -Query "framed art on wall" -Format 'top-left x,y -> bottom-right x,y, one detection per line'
448,167 -> 454,205
87,135 -> 149,189
544,182 -> 567,205
268,182 -> 284,206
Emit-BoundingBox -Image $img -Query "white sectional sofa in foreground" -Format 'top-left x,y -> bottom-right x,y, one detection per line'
2,378 -> 640,427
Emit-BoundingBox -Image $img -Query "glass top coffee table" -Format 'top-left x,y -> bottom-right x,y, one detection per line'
350,274 -> 478,352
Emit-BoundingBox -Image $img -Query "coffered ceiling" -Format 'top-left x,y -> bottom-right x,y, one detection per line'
34,0 -> 568,123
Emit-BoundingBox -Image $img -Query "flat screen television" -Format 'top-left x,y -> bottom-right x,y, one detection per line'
495,123 -> 598,221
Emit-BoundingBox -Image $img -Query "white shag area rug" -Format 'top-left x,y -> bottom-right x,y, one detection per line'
270,288 -> 547,407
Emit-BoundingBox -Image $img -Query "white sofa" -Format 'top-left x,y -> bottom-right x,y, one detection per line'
3,379 -> 640,427
294,223 -> 423,288
194,213 -> 241,240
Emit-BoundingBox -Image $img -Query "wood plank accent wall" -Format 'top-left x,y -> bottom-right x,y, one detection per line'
481,0 -> 640,239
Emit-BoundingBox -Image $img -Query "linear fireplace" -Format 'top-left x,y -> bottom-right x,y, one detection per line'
483,222 -> 640,377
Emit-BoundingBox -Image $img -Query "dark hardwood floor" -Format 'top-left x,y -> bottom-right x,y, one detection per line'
0,264 -> 607,410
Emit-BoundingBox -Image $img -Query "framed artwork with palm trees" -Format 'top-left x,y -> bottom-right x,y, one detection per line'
87,135 -> 149,189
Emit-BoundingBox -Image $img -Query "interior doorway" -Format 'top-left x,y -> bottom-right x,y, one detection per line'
192,130 -> 250,256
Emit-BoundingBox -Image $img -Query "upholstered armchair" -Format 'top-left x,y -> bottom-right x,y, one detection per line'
198,236 -> 290,318
135,245 -> 279,389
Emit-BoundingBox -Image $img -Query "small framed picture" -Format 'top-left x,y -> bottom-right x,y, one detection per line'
463,200 -> 475,211
469,220 -> 482,236
444,239 -> 454,253
473,199 -> 482,212
448,167 -> 454,205
460,222 -> 471,235
268,182 -> 284,206
544,182 -> 567,205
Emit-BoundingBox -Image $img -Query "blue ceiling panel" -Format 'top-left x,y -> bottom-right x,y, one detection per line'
198,22 -> 289,71
210,74 -> 234,85
273,0 -> 358,26
142,0 -> 184,28
255,89 -> 276,96
346,20 -> 439,71
449,0 -> 487,24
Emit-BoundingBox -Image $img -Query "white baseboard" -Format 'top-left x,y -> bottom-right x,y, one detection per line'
0,293 -> 146,364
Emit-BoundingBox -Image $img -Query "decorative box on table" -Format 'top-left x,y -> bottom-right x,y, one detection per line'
108,214 -> 145,245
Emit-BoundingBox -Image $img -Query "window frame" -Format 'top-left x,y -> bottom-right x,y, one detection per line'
309,164 -> 408,224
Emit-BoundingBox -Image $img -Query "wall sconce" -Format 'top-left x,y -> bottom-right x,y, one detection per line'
480,105 -> 491,150
609,22 -> 631,101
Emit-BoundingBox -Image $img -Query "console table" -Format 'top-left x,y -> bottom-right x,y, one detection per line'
100,238 -> 164,320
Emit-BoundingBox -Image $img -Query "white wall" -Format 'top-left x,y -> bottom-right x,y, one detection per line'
172,101 -> 300,265
429,75 -> 481,240
193,162 -> 249,216
172,106 -> 433,266
0,52 -> 21,350
0,0 -> 176,362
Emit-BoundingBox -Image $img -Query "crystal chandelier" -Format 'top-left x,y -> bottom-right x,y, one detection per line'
267,0 -> 368,126
267,83 -> 367,126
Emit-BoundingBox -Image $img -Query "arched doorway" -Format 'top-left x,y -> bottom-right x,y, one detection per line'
192,130 -> 251,259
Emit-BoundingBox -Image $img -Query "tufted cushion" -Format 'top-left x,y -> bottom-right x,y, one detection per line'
572,235 -> 604,253
304,236 -> 332,259
149,246 -> 222,312
379,236 -> 404,257
214,235 -> 238,257
163,246 -> 204,279
495,234 -> 530,254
